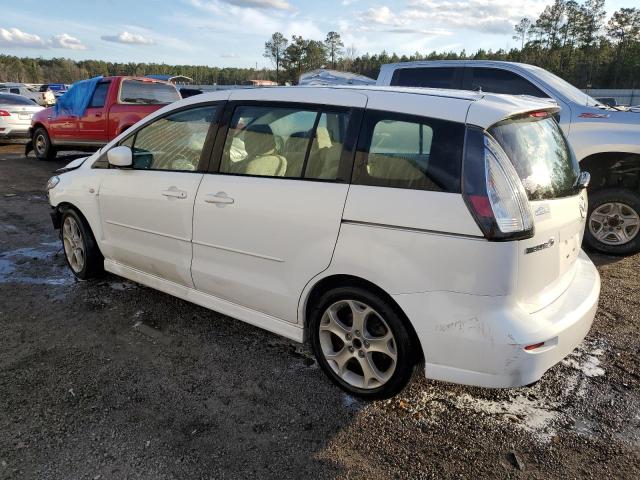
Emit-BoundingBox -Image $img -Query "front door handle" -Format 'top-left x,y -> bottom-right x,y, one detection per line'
204,192 -> 234,206
161,188 -> 188,199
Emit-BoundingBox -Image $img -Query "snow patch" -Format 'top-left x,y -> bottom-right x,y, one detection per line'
562,343 -> 606,377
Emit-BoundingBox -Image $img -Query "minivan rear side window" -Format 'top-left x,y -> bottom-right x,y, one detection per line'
353,111 -> 465,192
390,67 -> 461,89
467,68 -> 548,98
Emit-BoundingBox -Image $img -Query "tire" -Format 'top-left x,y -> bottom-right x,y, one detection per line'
33,127 -> 56,161
60,208 -> 104,280
583,188 -> 640,256
309,286 -> 418,400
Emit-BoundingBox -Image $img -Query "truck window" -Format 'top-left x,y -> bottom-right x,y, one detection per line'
89,82 -> 110,108
467,68 -> 548,98
119,80 -> 181,105
390,67 -> 460,89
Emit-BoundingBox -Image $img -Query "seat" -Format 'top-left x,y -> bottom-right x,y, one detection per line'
238,124 -> 287,177
305,127 -> 342,180
283,130 -> 311,177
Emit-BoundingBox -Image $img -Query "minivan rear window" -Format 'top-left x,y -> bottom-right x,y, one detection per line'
489,115 -> 579,200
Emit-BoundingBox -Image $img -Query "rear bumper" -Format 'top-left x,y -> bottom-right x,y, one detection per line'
393,250 -> 600,388
0,126 -> 30,138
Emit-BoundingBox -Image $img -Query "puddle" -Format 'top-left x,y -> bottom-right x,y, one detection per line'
0,242 -> 75,286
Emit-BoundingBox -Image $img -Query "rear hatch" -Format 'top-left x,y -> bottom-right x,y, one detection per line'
5,105 -> 41,124
489,114 -> 584,313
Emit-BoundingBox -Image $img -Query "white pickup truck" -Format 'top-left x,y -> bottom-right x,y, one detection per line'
377,60 -> 640,255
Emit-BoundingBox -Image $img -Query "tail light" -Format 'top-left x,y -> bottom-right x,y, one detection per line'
463,127 -> 534,241
0,110 -> 10,117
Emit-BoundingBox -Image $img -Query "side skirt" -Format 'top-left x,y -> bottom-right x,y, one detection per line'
104,259 -> 305,343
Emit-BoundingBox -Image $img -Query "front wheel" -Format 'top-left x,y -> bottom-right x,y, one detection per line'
584,188 -> 640,256
309,286 -> 418,400
33,127 -> 56,161
61,209 -> 104,279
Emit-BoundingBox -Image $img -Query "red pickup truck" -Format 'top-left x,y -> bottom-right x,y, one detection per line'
30,76 -> 181,160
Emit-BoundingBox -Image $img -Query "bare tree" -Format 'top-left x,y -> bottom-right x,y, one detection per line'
513,17 -> 533,49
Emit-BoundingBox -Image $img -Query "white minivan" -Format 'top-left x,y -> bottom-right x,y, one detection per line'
46,86 -> 600,399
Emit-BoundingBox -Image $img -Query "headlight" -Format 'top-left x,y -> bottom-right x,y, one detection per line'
45,176 -> 60,191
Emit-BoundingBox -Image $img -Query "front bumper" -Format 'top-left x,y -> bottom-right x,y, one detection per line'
393,250 -> 600,388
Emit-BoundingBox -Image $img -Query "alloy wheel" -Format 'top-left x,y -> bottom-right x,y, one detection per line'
35,134 -> 46,156
63,216 -> 85,273
318,300 -> 397,389
589,202 -> 640,246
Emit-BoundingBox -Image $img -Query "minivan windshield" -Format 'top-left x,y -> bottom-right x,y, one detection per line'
489,115 -> 579,200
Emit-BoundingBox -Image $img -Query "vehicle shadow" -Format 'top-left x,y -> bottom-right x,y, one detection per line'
585,249 -> 627,267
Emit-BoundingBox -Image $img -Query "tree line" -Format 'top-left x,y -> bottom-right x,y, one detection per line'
0,56 -> 271,86
1,0 -> 638,89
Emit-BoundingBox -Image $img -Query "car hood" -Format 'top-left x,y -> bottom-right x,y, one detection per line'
577,107 -> 640,126
56,156 -> 89,173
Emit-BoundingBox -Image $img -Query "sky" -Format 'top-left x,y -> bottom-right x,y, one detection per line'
0,0 -> 637,68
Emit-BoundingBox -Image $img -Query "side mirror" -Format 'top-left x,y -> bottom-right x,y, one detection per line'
107,146 -> 133,168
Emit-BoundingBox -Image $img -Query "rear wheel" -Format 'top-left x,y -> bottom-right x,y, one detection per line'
61,209 -> 103,279
33,127 -> 56,161
584,188 -> 640,256
309,286 -> 418,399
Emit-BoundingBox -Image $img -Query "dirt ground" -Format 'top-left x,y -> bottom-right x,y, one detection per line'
0,142 -> 638,479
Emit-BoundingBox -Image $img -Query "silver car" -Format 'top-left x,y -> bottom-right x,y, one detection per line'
0,93 -> 44,140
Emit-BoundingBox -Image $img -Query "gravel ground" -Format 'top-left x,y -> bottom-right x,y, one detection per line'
0,143 -> 638,479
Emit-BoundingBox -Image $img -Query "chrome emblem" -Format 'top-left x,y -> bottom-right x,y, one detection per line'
525,238 -> 555,254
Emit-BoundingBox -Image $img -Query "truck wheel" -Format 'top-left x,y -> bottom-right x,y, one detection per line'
584,188 -> 640,256
33,127 -> 56,161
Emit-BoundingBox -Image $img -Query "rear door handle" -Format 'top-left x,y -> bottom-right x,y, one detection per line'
161,188 -> 188,199
204,192 -> 234,205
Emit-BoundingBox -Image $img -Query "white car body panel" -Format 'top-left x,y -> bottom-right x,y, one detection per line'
48,86 -> 600,389
98,170 -> 204,287
192,177 -> 350,323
